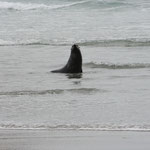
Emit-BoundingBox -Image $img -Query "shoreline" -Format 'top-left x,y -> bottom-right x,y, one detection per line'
0,129 -> 150,150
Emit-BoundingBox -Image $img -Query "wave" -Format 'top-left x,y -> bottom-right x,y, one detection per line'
0,0 -> 147,12
86,0 -> 134,11
77,39 -> 150,47
0,1 -> 89,11
1,39 -> 150,47
84,62 -> 150,69
0,123 -> 150,132
0,39 -> 49,46
0,88 -> 100,96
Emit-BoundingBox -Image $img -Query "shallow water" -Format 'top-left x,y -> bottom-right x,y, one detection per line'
0,0 -> 150,131
0,45 -> 150,131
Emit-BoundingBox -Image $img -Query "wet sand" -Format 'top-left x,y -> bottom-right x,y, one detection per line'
0,129 -> 150,150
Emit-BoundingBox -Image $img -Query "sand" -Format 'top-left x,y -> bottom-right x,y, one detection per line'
0,129 -> 150,150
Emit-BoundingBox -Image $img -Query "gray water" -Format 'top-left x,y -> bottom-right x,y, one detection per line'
0,0 -> 150,131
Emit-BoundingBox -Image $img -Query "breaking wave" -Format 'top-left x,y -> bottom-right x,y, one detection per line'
0,1 -> 89,11
84,62 -> 150,69
0,39 -> 49,46
0,0 -> 139,11
0,88 -> 100,96
0,123 -> 150,132
77,39 -> 150,47
1,39 -> 150,47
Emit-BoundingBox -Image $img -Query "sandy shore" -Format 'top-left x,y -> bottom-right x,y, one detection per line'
0,129 -> 150,150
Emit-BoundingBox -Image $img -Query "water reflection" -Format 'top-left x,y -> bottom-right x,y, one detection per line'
66,73 -> 82,79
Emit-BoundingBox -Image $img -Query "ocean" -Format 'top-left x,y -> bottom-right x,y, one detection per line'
0,0 -> 150,131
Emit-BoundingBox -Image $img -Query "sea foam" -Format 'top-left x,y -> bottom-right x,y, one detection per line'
84,62 -> 150,69
0,1 -> 89,11
1,38 -> 150,47
0,123 -> 150,132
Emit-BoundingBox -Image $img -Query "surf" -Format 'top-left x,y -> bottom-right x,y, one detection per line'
1,38 -> 150,47
0,1 -> 89,11
84,62 -> 150,69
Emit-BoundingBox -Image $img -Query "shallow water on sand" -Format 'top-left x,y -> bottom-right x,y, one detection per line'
0,45 -> 150,131
0,0 -> 150,131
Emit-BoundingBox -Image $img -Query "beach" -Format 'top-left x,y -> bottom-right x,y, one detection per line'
0,0 -> 150,149
0,129 -> 150,150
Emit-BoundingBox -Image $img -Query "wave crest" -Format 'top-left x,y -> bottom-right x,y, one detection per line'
0,0 -> 147,12
84,62 -> 150,69
0,88 -> 99,96
77,39 -> 150,47
0,1 -> 89,11
1,39 -> 150,47
0,123 -> 150,132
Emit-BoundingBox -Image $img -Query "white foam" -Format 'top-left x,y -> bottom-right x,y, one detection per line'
0,39 -> 15,46
0,2 -> 47,10
0,1 -> 89,11
0,123 -> 150,132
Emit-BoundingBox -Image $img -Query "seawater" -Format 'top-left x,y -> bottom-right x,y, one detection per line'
0,0 -> 150,132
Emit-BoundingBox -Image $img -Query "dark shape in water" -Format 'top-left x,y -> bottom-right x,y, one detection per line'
51,44 -> 82,73
66,73 -> 82,79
